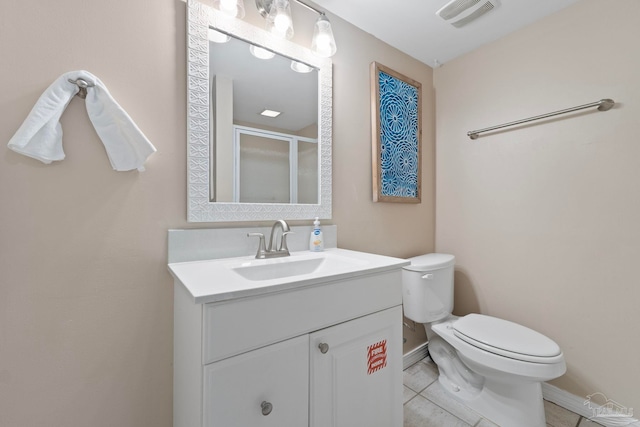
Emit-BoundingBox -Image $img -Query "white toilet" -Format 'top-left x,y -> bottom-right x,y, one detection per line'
402,254 -> 566,427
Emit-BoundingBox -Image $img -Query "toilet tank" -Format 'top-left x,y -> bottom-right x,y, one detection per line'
402,254 -> 455,323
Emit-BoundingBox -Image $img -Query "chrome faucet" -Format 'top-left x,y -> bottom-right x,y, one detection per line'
247,220 -> 293,259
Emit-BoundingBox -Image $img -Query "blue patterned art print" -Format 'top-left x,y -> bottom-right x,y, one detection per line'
373,64 -> 421,202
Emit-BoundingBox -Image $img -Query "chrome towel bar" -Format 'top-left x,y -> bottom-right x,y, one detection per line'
468,98 -> 615,140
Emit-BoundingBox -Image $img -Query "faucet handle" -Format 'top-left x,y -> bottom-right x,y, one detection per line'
280,231 -> 294,252
247,232 -> 266,259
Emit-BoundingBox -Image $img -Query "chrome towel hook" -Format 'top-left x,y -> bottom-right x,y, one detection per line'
67,78 -> 95,99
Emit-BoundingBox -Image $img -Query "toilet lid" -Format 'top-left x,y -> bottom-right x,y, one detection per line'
453,314 -> 562,363
404,253 -> 455,272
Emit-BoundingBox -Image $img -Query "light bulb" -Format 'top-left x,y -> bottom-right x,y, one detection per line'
250,45 -> 275,60
266,0 -> 293,39
274,13 -> 291,33
291,61 -> 314,73
315,34 -> 331,51
214,0 -> 245,18
220,0 -> 236,13
208,29 -> 230,43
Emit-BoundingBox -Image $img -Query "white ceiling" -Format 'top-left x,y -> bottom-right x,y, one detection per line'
310,0 -> 580,68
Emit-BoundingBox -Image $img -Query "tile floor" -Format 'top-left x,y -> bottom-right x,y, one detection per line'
403,357 -> 602,427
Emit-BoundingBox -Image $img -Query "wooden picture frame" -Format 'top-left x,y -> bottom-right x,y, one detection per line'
370,62 -> 422,203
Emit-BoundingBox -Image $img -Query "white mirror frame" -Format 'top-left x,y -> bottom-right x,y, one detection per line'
186,0 -> 332,222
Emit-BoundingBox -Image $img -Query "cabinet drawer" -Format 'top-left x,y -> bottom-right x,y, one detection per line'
203,334 -> 309,427
203,270 -> 402,364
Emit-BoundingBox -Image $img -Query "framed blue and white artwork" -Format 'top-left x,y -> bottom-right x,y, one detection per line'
370,62 -> 422,203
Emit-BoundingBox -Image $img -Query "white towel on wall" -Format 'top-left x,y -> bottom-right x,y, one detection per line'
7,70 -> 156,171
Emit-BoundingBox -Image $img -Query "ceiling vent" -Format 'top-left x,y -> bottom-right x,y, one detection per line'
436,0 -> 500,28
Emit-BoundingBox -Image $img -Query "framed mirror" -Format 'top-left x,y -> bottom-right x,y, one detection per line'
186,0 -> 332,222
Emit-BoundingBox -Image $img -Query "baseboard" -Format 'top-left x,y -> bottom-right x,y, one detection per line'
403,342 -> 429,370
542,383 -> 640,427
542,383 -> 592,419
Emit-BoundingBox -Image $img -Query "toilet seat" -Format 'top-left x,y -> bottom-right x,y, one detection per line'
453,314 -> 563,364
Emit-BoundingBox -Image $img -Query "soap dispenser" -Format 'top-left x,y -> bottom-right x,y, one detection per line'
309,217 -> 324,252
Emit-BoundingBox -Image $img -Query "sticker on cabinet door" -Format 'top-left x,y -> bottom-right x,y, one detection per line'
367,340 -> 387,375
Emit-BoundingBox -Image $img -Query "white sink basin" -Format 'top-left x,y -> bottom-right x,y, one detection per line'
168,248 -> 409,303
232,257 -> 325,281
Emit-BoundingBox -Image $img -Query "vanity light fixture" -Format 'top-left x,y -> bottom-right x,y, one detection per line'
249,44 -> 275,59
254,0 -> 337,57
212,0 -> 245,18
260,109 -> 282,118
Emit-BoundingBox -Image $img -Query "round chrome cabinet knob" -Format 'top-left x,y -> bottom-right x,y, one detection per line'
318,342 -> 329,354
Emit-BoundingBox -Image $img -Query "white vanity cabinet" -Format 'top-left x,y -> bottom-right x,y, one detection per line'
171,250 -> 406,427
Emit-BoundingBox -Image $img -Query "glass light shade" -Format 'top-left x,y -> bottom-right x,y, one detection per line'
312,14 -> 337,57
213,0 -> 246,18
266,0 -> 294,39
249,44 -> 275,60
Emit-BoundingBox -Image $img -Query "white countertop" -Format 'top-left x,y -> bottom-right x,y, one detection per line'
168,248 -> 409,304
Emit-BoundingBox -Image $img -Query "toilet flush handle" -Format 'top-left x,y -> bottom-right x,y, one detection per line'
261,401 -> 273,416
422,273 -> 434,280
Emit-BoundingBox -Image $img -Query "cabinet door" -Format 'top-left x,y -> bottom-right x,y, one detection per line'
204,334 -> 309,427
310,306 -> 403,427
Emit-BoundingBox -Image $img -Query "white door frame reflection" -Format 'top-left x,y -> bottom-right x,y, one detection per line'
224,125 -> 318,204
